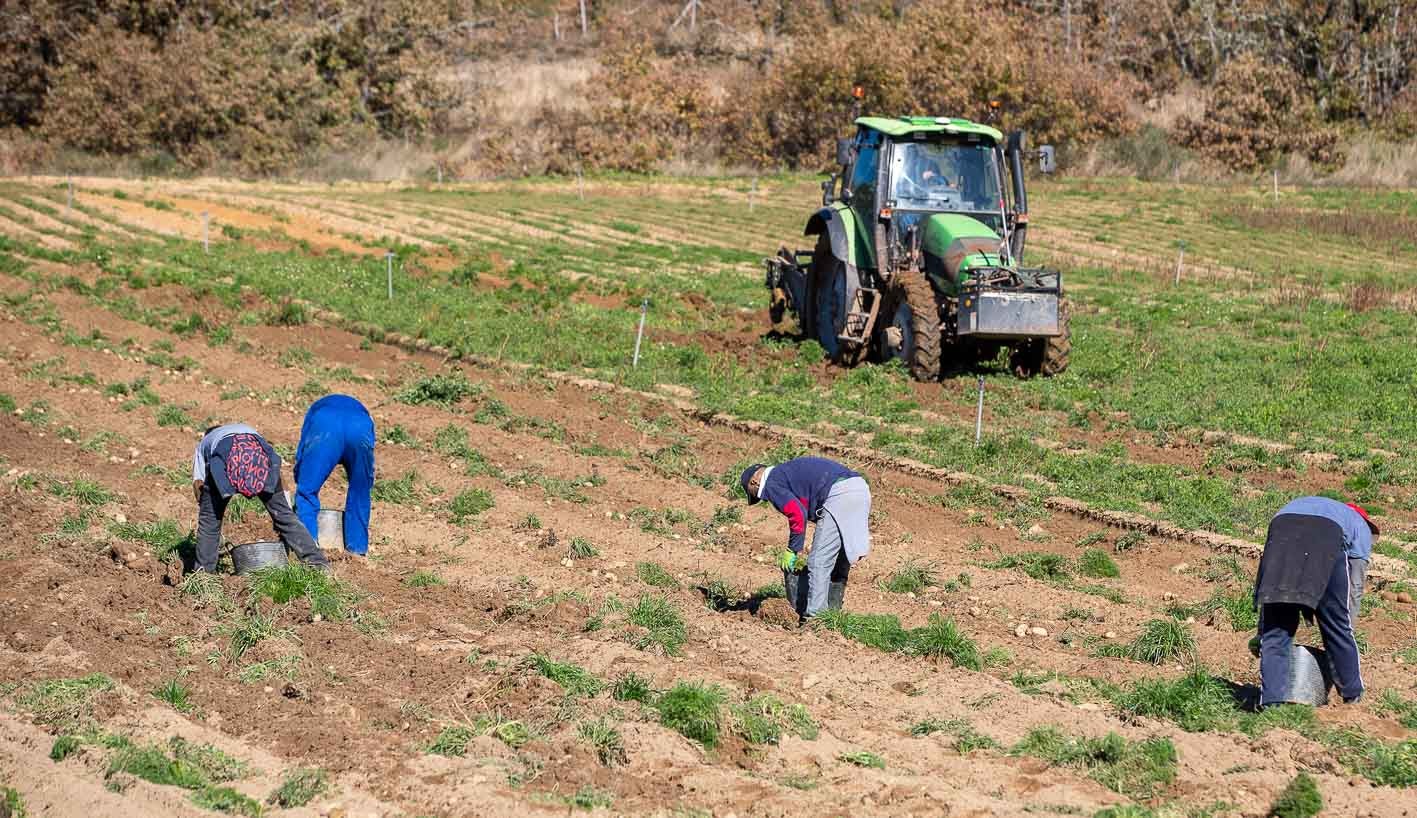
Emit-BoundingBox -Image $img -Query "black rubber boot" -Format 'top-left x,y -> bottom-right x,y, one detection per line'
827,580 -> 847,611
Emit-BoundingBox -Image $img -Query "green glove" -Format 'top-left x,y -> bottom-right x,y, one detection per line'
779,549 -> 805,573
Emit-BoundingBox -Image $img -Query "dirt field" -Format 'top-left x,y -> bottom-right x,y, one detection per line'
1,176 -> 1415,817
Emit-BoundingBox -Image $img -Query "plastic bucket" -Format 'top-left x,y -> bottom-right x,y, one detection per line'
316,508 -> 344,551
231,541 -> 288,575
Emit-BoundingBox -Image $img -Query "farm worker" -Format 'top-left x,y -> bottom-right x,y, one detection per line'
1254,495 -> 1375,707
740,456 -> 871,617
191,423 -> 328,574
294,394 -> 376,556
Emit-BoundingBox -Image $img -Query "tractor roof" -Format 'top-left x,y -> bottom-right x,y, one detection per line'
856,116 -> 1003,142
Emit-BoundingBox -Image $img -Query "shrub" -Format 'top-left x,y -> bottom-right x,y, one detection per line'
612,672 -> 654,704
50,734 -> 82,761
578,718 -> 627,766
657,682 -> 726,748
152,679 -> 194,712
906,615 -> 983,671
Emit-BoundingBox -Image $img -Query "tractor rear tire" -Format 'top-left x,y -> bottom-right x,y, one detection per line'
887,273 -> 942,382
806,233 -> 867,365
1009,297 -> 1071,378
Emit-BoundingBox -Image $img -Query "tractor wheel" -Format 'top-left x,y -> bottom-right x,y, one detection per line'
806,233 -> 867,364
1009,298 -> 1071,378
882,273 -> 942,382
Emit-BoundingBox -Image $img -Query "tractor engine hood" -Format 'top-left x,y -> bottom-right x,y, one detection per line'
918,213 -> 1004,290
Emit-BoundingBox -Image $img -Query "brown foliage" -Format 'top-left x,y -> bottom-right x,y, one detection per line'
1177,55 -> 1342,171
724,0 -> 1138,169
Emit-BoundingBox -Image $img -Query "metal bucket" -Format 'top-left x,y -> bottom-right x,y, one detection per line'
1282,644 -> 1333,706
782,570 -> 845,619
1249,638 -> 1332,705
316,508 -> 344,551
231,541 -> 288,575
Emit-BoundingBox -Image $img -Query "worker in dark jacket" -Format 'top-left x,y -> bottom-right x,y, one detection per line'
1255,495 -> 1375,707
741,456 -> 871,617
295,394 -> 376,556
191,423 -> 328,574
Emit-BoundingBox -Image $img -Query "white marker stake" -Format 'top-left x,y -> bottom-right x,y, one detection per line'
1273,169 -> 1279,203
577,167 -> 585,201
386,251 -> 395,300
974,375 -> 985,447
749,178 -> 757,213
66,178 -> 73,214
202,212 -> 210,254
632,298 -> 649,367
1175,242 -> 1184,285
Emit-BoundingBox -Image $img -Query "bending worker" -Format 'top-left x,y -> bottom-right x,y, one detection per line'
192,423 -> 328,573
741,456 -> 871,617
1255,495 -> 1375,707
295,394 -> 375,556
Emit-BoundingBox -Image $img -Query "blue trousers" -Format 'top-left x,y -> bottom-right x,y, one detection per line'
295,395 -> 375,555
1258,554 -> 1363,705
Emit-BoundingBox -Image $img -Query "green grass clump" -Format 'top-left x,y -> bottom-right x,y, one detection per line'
813,609 -> 912,652
111,518 -> 191,562
191,785 -> 262,816
106,737 -> 248,793
50,734 -> 82,761
611,672 -> 654,703
1078,548 -> 1120,578
2,786 -> 25,818
635,561 -> 680,589
156,404 -> 194,428
396,372 -> 480,406
449,488 -> 494,522
1376,690 -> 1417,729
731,694 -> 818,745
1268,772 -> 1322,818
905,615 -> 983,670
656,682 -> 726,748
267,768 -> 326,808
1113,667 -> 1238,733
567,536 -> 599,559
986,551 -> 1072,582
529,654 -> 603,697
627,594 -> 687,655
1097,619 -> 1197,665
1011,727 -> 1177,800
814,610 -> 983,669
879,558 -> 939,594
404,570 -> 444,588
17,673 -> 115,732
152,679 -> 194,712
578,718 -> 627,766
370,470 -> 419,504
839,750 -> 885,769
909,716 -> 999,751
425,726 -> 475,757
245,564 -> 360,621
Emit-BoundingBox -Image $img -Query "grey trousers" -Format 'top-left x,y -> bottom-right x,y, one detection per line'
196,477 -> 328,572
804,478 -> 872,616
1349,556 -> 1369,613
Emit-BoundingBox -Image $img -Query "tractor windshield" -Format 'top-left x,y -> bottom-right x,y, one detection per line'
888,140 -> 1001,214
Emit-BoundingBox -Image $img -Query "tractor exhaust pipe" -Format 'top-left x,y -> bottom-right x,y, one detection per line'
1006,130 -> 1029,262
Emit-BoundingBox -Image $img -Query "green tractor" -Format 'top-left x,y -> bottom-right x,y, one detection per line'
765,115 -> 1068,380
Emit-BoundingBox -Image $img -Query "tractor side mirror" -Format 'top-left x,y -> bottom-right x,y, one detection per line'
1038,145 -> 1056,174
836,138 -> 854,167
822,174 -> 837,206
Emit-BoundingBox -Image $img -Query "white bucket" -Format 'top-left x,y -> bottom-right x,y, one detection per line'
316,508 -> 344,551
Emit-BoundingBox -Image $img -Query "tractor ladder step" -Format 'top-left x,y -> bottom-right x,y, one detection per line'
837,287 -> 881,347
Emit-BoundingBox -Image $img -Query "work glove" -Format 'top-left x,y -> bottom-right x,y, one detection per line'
779,549 -> 806,573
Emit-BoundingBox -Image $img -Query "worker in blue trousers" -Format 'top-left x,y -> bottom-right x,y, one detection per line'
295,394 -> 376,556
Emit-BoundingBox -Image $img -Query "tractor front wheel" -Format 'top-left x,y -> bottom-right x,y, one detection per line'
882,273 -> 942,382
1009,298 -> 1071,378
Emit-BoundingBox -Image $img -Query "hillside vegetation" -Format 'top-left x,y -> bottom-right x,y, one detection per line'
3,0 -> 1416,179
